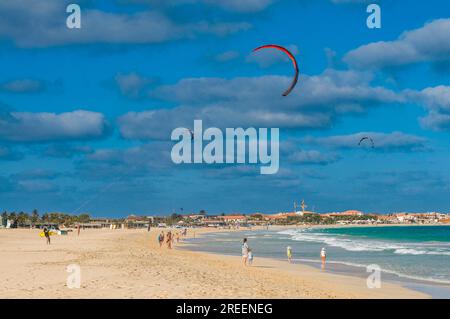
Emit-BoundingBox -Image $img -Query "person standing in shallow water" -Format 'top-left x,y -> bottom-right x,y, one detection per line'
287,246 -> 292,263
321,247 -> 327,269
242,238 -> 249,266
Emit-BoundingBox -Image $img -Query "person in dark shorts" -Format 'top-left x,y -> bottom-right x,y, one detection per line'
166,231 -> 172,249
158,231 -> 165,247
43,227 -> 51,245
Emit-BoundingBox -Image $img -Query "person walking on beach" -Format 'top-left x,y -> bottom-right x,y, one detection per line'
167,231 -> 172,249
242,238 -> 249,266
320,247 -> 327,269
77,224 -> 81,236
147,223 -> 151,232
43,227 -> 51,245
287,246 -> 293,263
158,231 -> 165,247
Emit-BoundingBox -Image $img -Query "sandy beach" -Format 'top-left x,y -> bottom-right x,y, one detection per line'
0,227 -> 428,299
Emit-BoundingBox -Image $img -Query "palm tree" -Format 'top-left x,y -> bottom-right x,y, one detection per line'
1,212 -> 7,227
8,212 -> 17,228
9,212 -> 16,221
17,212 -> 29,226
31,209 -> 40,225
78,214 -> 90,223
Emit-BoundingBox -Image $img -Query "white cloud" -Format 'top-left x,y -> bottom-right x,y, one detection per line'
0,1 -> 250,47
303,131 -> 428,152
288,150 -> 341,165
408,85 -> 450,111
125,0 -> 277,13
420,112 -> 450,131
75,142 -> 174,180
42,144 -> 94,158
115,73 -> 155,98
118,69 -> 403,140
344,19 -> 450,69
151,69 -> 401,110
214,50 -> 240,62
17,180 -> 59,193
405,86 -> 450,131
0,110 -> 110,142
127,0 -> 364,13
11,169 -> 61,180
0,79 -> 44,93
207,0 -> 276,12
118,107 -> 331,140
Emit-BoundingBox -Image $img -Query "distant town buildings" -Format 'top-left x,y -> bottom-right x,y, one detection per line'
323,210 -> 364,217
1,209 -> 450,229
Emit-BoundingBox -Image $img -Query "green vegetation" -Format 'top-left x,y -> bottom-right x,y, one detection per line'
166,213 -> 183,225
1,210 -> 91,227
1,208 -> 382,229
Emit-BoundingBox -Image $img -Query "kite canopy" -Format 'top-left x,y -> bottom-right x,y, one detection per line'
358,136 -> 374,148
252,44 -> 299,96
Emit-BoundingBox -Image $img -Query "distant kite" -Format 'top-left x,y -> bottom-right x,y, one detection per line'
252,44 -> 299,97
358,136 -> 374,148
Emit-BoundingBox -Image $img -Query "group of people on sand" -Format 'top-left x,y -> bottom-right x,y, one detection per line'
242,238 -> 327,268
157,229 -> 187,249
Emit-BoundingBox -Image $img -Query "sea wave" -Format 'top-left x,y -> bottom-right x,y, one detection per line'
292,258 -> 450,285
394,248 -> 450,256
278,229 -> 450,256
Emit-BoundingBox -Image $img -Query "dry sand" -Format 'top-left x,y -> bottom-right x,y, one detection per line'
0,228 -> 428,298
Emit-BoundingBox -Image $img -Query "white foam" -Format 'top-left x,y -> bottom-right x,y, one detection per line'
394,248 -> 450,256
292,258 -> 450,285
278,229 -> 450,256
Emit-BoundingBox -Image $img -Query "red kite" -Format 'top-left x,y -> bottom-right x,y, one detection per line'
252,44 -> 299,96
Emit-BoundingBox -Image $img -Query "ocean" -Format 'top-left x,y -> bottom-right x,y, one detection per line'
182,225 -> 450,298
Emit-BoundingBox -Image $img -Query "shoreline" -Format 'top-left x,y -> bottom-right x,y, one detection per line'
177,227 -> 431,298
0,227 -> 429,298
179,226 -> 450,298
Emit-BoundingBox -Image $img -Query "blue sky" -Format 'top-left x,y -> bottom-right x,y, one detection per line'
0,0 -> 449,217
